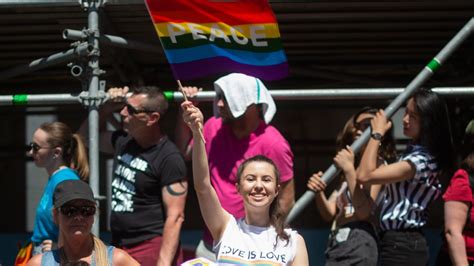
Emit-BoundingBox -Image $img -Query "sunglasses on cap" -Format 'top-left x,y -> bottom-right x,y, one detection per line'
125,103 -> 156,115
354,118 -> 372,132
60,205 -> 96,217
27,142 -> 51,153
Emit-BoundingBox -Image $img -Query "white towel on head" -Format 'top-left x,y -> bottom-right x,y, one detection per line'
213,73 -> 276,124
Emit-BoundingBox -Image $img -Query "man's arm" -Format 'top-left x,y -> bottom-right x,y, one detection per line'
78,87 -> 128,154
78,108 -> 116,154
278,179 -> 295,216
157,180 -> 188,266
175,107 -> 193,160
174,86 -> 202,160
267,136 -> 295,216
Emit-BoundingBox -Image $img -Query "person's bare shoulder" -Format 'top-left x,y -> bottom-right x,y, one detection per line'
112,248 -> 140,266
26,253 -> 42,266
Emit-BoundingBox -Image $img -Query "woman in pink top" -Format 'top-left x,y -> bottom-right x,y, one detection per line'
437,120 -> 474,265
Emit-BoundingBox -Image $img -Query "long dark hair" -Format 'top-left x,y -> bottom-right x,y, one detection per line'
413,89 -> 455,175
236,155 -> 290,247
40,122 -> 89,180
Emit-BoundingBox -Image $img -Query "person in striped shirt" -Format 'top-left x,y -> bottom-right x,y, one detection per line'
358,89 -> 455,266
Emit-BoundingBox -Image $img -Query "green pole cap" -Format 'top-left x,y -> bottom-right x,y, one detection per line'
12,94 -> 28,105
163,91 -> 174,102
427,58 -> 441,72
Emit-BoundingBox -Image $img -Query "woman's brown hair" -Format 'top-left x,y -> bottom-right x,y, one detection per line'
40,122 -> 89,180
236,155 -> 290,247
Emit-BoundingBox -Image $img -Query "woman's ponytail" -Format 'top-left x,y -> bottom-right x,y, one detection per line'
71,134 -> 89,181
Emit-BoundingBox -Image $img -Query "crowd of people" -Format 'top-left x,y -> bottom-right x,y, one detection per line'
22,72 -> 473,265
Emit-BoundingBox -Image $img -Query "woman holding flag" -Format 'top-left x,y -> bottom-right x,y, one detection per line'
181,100 -> 309,265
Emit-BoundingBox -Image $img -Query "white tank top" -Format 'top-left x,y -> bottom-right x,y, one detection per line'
215,216 -> 298,265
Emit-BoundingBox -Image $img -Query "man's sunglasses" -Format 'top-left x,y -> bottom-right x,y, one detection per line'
27,142 -> 50,153
60,205 -> 96,217
125,103 -> 156,115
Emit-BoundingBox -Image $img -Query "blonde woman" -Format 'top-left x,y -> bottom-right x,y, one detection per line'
27,180 -> 138,265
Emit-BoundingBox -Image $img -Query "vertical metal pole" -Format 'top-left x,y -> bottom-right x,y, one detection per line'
286,17 -> 474,224
86,0 -> 101,237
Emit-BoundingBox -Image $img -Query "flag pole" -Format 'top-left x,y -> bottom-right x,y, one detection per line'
177,80 -> 206,144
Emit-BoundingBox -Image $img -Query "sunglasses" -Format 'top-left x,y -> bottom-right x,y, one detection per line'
60,205 -> 96,217
354,118 -> 372,132
27,142 -> 50,153
125,103 -> 156,115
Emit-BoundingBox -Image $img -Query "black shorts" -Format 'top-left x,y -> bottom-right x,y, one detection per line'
379,229 -> 427,266
326,221 -> 378,266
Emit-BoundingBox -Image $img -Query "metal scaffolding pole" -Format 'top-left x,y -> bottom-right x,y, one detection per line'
0,42 -> 91,81
0,93 -> 80,106
164,87 -> 474,102
82,0 -> 105,237
0,0 -> 109,237
2,87 -> 474,106
63,29 -> 162,54
286,17 -> 474,224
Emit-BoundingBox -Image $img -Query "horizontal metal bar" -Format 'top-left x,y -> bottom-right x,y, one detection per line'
0,93 -> 80,106
0,0 -> 80,6
1,0 -> 472,8
169,87 -> 474,101
63,29 -> 162,53
1,87 -> 473,106
0,0 -> 143,6
267,87 -> 474,100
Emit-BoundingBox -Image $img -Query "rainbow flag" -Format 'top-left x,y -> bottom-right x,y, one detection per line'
144,0 -> 288,81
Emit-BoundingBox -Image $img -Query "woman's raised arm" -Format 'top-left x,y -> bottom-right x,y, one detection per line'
181,101 -> 230,241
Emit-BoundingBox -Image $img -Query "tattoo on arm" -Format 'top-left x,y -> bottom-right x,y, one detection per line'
166,181 -> 187,196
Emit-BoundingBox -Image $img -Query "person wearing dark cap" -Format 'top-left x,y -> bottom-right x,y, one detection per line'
26,180 -> 139,266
